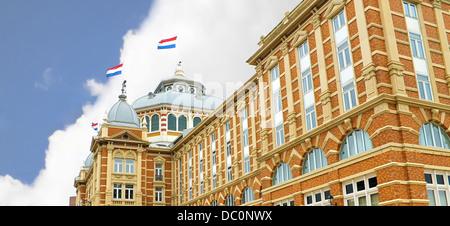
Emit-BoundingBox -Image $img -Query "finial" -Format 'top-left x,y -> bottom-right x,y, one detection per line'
175,61 -> 185,77
119,80 -> 127,100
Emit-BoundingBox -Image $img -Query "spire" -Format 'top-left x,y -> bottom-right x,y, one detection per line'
175,61 -> 185,77
119,80 -> 127,100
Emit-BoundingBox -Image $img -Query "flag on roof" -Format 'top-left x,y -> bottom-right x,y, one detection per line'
157,36 -> 177,49
106,64 -> 123,77
92,122 -> 99,131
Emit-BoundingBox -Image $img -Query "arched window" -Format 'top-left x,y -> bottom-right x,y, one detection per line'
242,187 -> 255,204
211,200 -> 218,206
143,116 -> 150,132
419,123 -> 450,149
303,148 -> 328,174
340,130 -> 373,160
168,114 -> 177,131
178,115 -> 187,131
273,162 -> 293,185
193,117 -> 202,127
225,194 -> 235,206
151,114 -> 159,132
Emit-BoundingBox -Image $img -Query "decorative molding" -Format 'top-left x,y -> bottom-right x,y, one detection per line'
291,30 -> 308,48
324,0 -> 346,19
265,56 -> 279,71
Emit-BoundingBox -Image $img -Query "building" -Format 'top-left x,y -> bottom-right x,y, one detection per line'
74,0 -> 450,206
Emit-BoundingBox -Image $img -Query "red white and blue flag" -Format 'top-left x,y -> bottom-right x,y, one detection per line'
92,122 -> 99,131
106,63 -> 123,77
157,36 -> 177,49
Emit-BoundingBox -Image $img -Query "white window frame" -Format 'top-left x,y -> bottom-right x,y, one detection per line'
419,123 -> 450,149
302,148 -> 328,174
305,105 -> 317,131
425,170 -> 450,206
337,41 -> 352,71
340,130 -> 373,160
124,184 -> 134,200
272,162 -> 292,185
125,159 -> 135,174
155,187 -> 163,202
417,74 -> 433,101
343,174 -> 379,206
274,198 -> 295,206
333,11 -> 346,32
403,1 -> 418,19
301,68 -> 313,95
342,81 -> 358,111
304,188 -> 331,206
242,187 -> 255,204
113,183 -> 122,200
275,124 -> 285,147
409,32 -> 425,59
114,158 -> 123,173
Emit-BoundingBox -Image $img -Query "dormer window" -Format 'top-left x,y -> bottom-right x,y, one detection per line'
177,86 -> 185,92
165,86 -> 172,92
190,87 -> 195,94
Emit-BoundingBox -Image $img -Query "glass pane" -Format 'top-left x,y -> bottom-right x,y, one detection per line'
370,193 -> 379,206
315,193 -> 322,202
417,41 -> 425,58
309,152 -> 315,171
364,131 -> 373,150
345,184 -> 353,194
344,48 -> 351,67
418,81 -> 425,100
440,127 -> 450,149
348,132 -> 356,157
368,177 -> 378,188
403,2 -> 410,17
425,173 -> 433,184
433,124 -> 442,148
425,83 -> 432,101
419,127 -> 426,145
350,89 -> 357,108
356,130 -> 364,154
410,4 -> 417,18
339,52 -> 345,69
410,39 -> 418,57
333,17 -> 339,31
427,190 -> 436,206
424,124 -> 434,147
356,180 -> 365,191
344,92 -> 350,111
347,199 -> 355,206
436,174 -> 445,185
358,196 -> 367,206
307,195 -> 313,204
438,190 -> 448,206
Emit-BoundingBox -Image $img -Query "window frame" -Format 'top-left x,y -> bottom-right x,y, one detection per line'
340,129 -> 373,160
342,174 -> 378,206
302,148 -> 328,174
272,162 -> 293,185
419,123 -> 450,149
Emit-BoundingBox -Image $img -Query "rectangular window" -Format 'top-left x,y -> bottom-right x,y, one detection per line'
125,159 -> 135,174
271,65 -> 280,81
275,124 -> 285,147
155,187 -> 163,202
301,68 -> 313,94
113,183 -> 122,200
299,41 -> 309,59
114,159 -> 123,173
403,1 -> 418,19
155,164 -> 163,181
273,90 -> 282,113
227,166 -> 232,182
425,171 -> 450,206
417,74 -> 433,101
305,105 -> 317,131
343,175 -> 378,206
410,33 -> 425,59
337,41 -> 352,70
124,184 -> 134,200
333,11 -> 346,31
343,81 -> 358,111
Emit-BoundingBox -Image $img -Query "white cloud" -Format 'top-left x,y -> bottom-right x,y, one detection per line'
34,67 -> 54,91
0,0 -> 300,205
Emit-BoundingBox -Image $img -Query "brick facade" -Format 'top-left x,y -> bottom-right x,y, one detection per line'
75,0 -> 450,206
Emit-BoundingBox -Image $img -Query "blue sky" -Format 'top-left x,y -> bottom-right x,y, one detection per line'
0,0 -> 154,184
0,0 -> 300,205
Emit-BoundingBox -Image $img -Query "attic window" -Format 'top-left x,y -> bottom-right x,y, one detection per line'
178,86 -> 185,92
166,86 -> 172,92
190,87 -> 195,94
123,135 -> 128,140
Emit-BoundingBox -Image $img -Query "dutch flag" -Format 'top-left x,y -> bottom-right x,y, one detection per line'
157,36 -> 177,49
92,122 -> 99,131
106,63 -> 123,77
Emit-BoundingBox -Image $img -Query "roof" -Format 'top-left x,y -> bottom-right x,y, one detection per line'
132,90 -> 223,111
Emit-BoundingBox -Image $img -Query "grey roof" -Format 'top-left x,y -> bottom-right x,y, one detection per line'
108,94 -> 140,128
84,152 -> 94,170
132,90 -> 223,111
